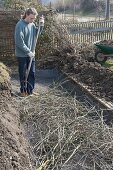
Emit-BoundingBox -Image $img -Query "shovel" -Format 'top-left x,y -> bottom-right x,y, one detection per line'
25,24 -> 42,90
25,57 -> 33,86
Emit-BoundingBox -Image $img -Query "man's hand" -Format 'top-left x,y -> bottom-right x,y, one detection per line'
28,51 -> 35,58
39,15 -> 44,26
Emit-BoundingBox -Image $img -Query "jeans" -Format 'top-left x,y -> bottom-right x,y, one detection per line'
17,57 -> 35,94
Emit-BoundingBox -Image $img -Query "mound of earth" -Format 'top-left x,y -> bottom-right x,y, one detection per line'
72,58 -> 113,101
0,62 -> 34,170
56,43 -> 113,102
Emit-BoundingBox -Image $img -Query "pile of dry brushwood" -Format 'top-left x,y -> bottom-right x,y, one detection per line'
36,16 -> 75,69
18,85 -> 113,170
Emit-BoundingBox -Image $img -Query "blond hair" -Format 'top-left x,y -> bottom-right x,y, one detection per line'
22,8 -> 38,19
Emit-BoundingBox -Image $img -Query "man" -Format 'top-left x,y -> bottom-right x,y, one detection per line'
15,8 -> 44,97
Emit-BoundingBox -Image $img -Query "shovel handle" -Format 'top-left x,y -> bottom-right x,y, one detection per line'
25,25 -> 41,82
25,57 -> 33,82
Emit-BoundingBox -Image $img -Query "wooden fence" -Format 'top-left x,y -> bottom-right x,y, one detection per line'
61,19 -> 113,44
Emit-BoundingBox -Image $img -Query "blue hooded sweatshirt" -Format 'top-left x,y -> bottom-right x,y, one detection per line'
15,19 -> 43,58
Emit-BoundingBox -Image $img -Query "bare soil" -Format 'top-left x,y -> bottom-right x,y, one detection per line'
55,44 -> 113,104
0,64 -> 34,170
0,95 -> 34,170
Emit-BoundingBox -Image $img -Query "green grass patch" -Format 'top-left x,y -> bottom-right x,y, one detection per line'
102,59 -> 113,70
